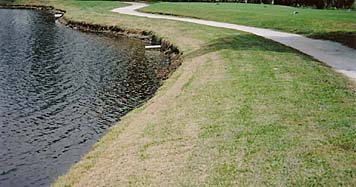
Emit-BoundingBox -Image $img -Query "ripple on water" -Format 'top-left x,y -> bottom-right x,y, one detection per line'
0,9 -> 170,187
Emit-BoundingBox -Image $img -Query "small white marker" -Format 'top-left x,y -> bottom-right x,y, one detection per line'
145,45 -> 161,49
54,13 -> 63,19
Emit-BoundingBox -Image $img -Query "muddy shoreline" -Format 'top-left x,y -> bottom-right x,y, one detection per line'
0,4 -> 182,80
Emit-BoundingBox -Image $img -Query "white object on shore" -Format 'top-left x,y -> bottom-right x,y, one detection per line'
54,13 -> 63,19
145,45 -> 161,49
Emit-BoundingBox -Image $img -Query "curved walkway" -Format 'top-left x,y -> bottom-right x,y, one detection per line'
112,2 -> 356,80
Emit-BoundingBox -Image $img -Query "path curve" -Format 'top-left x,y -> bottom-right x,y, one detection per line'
112,2 -> 356,80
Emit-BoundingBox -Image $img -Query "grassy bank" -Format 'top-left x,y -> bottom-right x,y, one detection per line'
141,2 -> 356,48
3,1 -> 356,186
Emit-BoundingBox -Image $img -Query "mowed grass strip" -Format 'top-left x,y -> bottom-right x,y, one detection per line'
62,0 -> 127,13
6,0 -> 356,186
141,2 -> 356,48
141,2 -> 356,35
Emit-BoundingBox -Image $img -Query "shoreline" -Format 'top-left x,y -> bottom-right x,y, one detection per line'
58,17 -> 182,80
0,3 -> 182,80
0,4 -> 65,13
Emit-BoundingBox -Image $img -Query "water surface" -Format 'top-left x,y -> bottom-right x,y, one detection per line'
0,9 -> 168,187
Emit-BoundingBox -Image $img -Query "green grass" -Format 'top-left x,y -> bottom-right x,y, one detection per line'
2,1 -> 355,186
62,0 -> 126,13
142,2 -> 356,35
172,34 -> 356,186
141,2 -> 356,48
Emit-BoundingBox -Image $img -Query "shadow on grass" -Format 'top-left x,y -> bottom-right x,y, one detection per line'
184,33 -> 295,59
309,31 -> 356,49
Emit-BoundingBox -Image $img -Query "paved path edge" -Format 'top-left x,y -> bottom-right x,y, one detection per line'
112,2 -> 356,81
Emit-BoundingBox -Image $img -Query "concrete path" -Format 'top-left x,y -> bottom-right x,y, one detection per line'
112,2 -> 356,80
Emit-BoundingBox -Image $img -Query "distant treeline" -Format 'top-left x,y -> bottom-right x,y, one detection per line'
148,0 -> 355,9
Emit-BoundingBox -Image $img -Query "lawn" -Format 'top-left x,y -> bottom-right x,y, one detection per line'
62,0 -> 127,13
141,2 -> 356,48
141,2 -> 356,34
2,1 -> 356,186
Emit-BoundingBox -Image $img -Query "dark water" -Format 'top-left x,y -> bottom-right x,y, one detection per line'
0,9 -> 169,187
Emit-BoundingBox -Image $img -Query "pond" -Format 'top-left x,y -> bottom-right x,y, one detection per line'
0,9 -> 169,187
